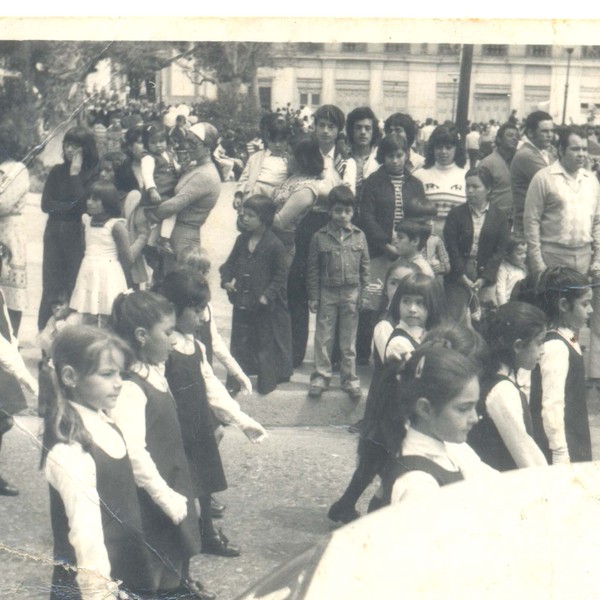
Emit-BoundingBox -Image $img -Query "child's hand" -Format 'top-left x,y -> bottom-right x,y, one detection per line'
162,489 -> 188,524
237,373 -> 253,395
224,280 -> 237,293
148,188 -> 162,205
21,377 -> 38,399
258,295 -> 269,306
308,300 -> 319,313
241,418 -> 268,443
472,278 -> 487,292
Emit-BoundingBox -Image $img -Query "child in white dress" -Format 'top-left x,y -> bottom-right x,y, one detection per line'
70,182 -> 132,326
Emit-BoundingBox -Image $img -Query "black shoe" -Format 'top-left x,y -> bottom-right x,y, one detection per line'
185,579 -> 217,600
0,476 -> 19,497
327,501 -> 360,524
201,529 -> 240,557
211,496 -> 225,519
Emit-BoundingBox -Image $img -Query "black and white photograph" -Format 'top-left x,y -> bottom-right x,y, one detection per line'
2,16 -> 600,599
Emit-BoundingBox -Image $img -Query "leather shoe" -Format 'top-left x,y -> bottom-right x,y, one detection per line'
211,496 -> 225,519
201,528 -> 240,557
327,500 -> 360,524
0,476 -> 19,497
185,579 -> 217,600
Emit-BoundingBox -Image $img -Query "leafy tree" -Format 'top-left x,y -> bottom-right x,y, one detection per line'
181,42 -> 276,113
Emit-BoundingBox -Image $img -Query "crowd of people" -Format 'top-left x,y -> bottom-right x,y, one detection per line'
0,96 -> 599,599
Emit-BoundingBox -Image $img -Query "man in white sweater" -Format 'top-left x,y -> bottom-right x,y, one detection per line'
524,125 -> 600,379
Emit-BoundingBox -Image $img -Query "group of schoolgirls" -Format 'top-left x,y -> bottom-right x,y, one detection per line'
41,262 -> 268,599
328,260 -> 594,524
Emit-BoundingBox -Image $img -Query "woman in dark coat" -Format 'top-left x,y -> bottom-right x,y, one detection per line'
443,166 -> 510,323
357,133 -> 427,361
38,126 -> 99,330
220,194 -> 292,395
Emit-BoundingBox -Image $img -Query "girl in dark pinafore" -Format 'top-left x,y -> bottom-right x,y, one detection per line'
156,270 -> 267,558
42,326 -> 154,599
530,267 -> 594,464
110,291 -> 215,600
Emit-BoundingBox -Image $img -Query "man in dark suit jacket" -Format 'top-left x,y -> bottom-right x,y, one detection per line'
444,166 -> 510,322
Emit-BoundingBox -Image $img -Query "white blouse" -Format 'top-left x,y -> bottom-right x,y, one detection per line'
44,403 -> 123,600
391,427 -> 498,505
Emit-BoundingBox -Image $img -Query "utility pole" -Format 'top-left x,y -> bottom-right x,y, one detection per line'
562,47 -> 574,125
455,44 -> 474,142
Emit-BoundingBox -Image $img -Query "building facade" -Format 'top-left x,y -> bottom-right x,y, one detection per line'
159,44 -> 600,124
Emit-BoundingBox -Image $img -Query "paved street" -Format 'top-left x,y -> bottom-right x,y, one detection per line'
2,180 -> 600,599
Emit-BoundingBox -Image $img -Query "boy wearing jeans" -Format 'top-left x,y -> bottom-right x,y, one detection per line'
307,186 -> 370,400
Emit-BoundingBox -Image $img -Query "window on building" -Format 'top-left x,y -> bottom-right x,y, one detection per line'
438,44 -> 460,56
258,87 -> 272,111
341,43 -> 367,52
527,45 -> 551,57
299,92 -> 320,107
297,43 -> 324,53
582,46 -> 600,59
482,45 -> 508,57
384,43 -> 410,54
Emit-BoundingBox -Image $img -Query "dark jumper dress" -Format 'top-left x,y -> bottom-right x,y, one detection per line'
360,327 -> 419,460
165,342 -> 227,496
49,427 -> 154,599
468,373 -> 533,472
530,332 -> 592,463
373,454 -> 465,510
125,372 -> 201,587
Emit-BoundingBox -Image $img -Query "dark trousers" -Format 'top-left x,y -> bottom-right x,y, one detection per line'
38,220 -> 84,330
356,309 -> 377,362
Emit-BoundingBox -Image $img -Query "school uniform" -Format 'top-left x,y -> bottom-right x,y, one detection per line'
165,336 -> 227,497
45,403 -> 154,600
530,328 -> 592,464
468,368 -> 538,472
111,364 -> 200,593
377,427 -> 496,508
360,321 -> 423,460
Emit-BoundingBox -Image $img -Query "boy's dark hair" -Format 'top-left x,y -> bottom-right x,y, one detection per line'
155,269 -> 211,316
506,236 -> 527,257
465,165 -> 494,190
313,104 -> 345,131
244,194 -> 276,226
395,219 -> 430,251
383,112 -> 417,147
376,133 -> 409,164
90,181 -> 122,217
265,117 -> 291,142
346,106 -> 381,147
327,185 -> 356,210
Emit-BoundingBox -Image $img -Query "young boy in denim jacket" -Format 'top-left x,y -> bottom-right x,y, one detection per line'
307,186 -> 370,400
